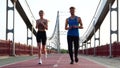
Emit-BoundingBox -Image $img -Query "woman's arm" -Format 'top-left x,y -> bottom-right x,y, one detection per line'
36,20 -> 38,29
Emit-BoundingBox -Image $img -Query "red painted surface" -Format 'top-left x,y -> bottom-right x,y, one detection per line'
0,54 -> 106,68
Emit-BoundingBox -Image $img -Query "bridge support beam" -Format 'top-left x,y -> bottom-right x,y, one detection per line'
93,20 -> 100,56
86,40 -> 91,55
49,11 -> 60,53
109,0 -> 119,58
27,28 -> 33,55
6,0 -> 17,56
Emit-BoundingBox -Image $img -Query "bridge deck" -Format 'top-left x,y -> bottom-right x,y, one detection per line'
0,54 -> 106,68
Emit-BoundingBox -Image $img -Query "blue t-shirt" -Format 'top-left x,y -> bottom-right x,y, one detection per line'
67,16 -> 79,36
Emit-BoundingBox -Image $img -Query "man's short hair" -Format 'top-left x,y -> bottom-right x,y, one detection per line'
69,6 -> 75,10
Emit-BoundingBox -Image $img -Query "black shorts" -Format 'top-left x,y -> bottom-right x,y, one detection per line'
36,31 -> 47,45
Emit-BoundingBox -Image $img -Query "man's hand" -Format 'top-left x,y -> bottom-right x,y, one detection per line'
79,26 -> 83,29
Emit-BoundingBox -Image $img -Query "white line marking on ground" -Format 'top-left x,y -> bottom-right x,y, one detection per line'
53,54 -> 63,68
53,64 -> 58,68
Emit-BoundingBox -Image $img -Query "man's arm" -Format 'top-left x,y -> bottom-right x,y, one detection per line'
78,17 -> 83,29
65,18 -> 69,30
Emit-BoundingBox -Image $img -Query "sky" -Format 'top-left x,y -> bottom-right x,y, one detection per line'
0,0 -> 119,49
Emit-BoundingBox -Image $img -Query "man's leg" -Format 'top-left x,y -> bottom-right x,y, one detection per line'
74,36 -> 79,63
67,36 -> 73,64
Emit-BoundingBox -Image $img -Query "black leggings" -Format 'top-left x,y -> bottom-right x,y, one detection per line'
67,35 -> 79,61
36,31 -> 47,45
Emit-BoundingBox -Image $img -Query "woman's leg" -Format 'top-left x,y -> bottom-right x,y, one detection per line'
42,45 -> 47,58
37,43 -> 42,64
42,31 -> 47,58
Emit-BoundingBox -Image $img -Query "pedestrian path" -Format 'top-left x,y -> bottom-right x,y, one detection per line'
81,55 -> 120,68
0,54 -> 107,68
0,55 -> 36,67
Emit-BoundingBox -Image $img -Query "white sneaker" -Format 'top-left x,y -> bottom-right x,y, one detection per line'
38,59 -> 42,64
